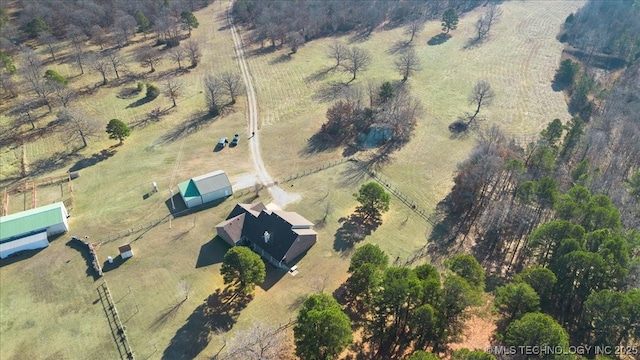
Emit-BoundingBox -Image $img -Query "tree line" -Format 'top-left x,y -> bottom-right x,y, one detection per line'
232,0 -> 484,51
294,245 -> 494,359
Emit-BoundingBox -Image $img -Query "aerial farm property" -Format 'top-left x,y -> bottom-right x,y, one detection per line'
0,0 -> 638,359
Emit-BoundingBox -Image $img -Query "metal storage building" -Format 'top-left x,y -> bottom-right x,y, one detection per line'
178,170 -> 232,209
0,202 -> 69,259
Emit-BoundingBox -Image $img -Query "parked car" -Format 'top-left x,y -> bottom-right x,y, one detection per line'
216,137 -> 228,150
231,133 -> 239,146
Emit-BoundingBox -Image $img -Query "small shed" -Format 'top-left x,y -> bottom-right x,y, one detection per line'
119,244 -> 133,259
178,170 -> 233,209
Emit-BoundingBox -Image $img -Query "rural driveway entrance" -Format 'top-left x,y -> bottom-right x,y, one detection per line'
227,0 -> 300,208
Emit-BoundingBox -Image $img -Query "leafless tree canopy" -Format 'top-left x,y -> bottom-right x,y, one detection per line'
405,18 -> 425,43
344,47 -> 372,82
138,49 -> 162,73
88,53 -> 112,85
89,25 -> 109,50
184,39 -> 201,67
168,47 -> 187,70
475,4 -> 503,41
105,51 -> 125,80
469,80 -> 495,123
394,48 -> 422,82
328,41 -> 348,68
219,71 -> 245,104
57,108 -> 101,148
222,323 -> 291,360
203,75 -> 224,115
164,78 -> 182,107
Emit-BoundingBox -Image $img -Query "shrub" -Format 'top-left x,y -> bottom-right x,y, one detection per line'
146,84 -> 160,100
565,13 -> 574,24
44,69 -> 68,85
165,38 -> 180,48
554,59 -> 580,86
137,82 -> 145,92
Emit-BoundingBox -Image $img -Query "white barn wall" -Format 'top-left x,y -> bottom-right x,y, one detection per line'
0,232 -> 49,259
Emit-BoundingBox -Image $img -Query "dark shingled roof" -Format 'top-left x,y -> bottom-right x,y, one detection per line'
216,203 -> 317,264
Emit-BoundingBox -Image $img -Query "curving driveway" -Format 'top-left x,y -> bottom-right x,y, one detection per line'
227,1 -> 300,207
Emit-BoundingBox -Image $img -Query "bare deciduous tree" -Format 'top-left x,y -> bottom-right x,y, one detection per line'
40,33 -> 57,61
287,31 -> 305,54
328,41 -> 348,69
106,50 -> 125,80
178,280 -> 191,300
52,83 -> 74,108
0,73 -> 18,98
114,12 -> 137,47
67,25 -> 87,75
203,74 -> 224,115
138,49 -> 162,73
17,102 -> 36,129
468,80 -> 495,125
164,78 -> 182,107
184,39 -> 201,68
394,48 -> 421,82
58,108 -> 101,148
90,25 -> 109,50
223,323 -> 291,360
168,47 -> 187,70
89,53 -> 111,85
344,46 -> 371,83
20,48 -> 53,111
405,18 -> 425,43
475,4 -> 503,41
219,71 -> 245,104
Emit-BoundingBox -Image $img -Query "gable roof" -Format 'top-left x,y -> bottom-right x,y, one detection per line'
178,179 -> 201,200
193,170 -> 232,195
273,210 -> 314,227
118,244 -> 132,253
216,203 -> 317,264
0,202 -> 67,242
217,213 -> 245,244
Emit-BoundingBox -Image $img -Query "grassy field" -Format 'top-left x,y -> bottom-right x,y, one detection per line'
0,0 -> 583,359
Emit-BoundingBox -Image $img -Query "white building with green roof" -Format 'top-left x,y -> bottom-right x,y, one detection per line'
0,202 -> 69,259
178,170 -> 232,209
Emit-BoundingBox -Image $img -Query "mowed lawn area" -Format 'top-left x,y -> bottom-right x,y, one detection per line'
1,1 -> 582,359
247,0 -> 584,211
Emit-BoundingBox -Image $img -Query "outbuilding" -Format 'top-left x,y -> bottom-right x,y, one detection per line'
0,202 -> 69,259
178,170 -> 233,209
119,244 -> 133,259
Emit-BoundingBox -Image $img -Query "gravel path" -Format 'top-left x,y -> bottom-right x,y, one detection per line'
227,1 -> 301,208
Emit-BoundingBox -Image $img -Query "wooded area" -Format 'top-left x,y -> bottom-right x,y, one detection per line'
426,0 -> 640,356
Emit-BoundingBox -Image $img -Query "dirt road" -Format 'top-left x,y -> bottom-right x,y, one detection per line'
227,1 -> 300,207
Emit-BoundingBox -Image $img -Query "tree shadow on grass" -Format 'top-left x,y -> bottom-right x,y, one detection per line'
312,80 -> 348,103
387,39 -> 411,54
161,287 -> 253,360
126,96 -> 155,109
463,36 -> 486,50
29,150 -> 83,178
305,66 -> 335,83
304,132 -> 343,154
195,236 -> 229,268
156,110 -> 217,145
427,33 -> 451,46
269,53 -> 292,65
69,148 -> 117,172
333,210 -> 383,252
